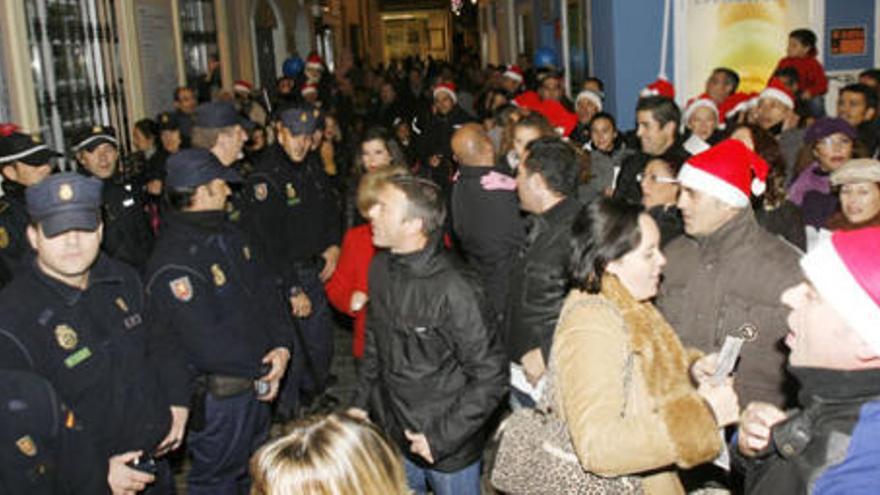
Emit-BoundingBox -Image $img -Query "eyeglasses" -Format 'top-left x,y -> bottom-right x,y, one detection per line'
818,136 -> 853,148
637,173 -> 679,184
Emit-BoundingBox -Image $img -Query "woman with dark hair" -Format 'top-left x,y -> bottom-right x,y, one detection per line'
545,199 -> 739,493
787,118 -> 858,229
584,112 -> 635,199
638,157 -> 683,246
499,113 -> 555,175
342,127 -> 407,230
827,159 -> 880,231
730,123 -> 807,249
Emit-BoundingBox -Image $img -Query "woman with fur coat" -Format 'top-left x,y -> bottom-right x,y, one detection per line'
550,200 -> 740,493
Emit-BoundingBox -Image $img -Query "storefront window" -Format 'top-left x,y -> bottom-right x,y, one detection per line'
179,0 -> 219,101
24,0 -> 130,158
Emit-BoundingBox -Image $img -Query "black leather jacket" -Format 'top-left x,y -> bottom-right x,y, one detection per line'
352,238 -> 508,472
734,367 -> 880,494
504,197 -> 582,362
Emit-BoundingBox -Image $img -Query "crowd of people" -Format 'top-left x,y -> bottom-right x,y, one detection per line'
1,26 -> 880,494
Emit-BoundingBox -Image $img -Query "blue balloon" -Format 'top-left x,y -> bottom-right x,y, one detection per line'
283,56 -> 305,77
533,47 -> 558,69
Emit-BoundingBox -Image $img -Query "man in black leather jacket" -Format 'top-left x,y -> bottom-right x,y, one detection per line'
504,137 -> 581,406
349,175 -> 507,495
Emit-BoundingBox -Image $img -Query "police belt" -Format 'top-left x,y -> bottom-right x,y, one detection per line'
205,374 -> 256,399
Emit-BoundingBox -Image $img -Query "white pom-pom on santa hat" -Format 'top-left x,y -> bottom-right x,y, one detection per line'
677,139 -> 770,207
801,227 -> 880,355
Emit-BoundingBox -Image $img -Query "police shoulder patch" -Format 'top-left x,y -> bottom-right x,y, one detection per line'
169,276 -> 193,302
15,435 -> 37,457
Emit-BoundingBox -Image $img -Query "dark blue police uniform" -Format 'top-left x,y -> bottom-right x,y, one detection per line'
0,370 -> 104,494
190,101 -> 256,225
144,149 -> 292,494
244,106 -> 341,416
0,173 -> 174,493
0,128 -> 61,286
72,125 -> 155,272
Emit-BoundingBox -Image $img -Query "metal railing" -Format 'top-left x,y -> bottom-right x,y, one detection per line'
24,0 -> 130,165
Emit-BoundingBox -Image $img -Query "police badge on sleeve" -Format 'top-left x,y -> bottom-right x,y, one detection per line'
169,276 -> 193,302
254,183 -> 268,202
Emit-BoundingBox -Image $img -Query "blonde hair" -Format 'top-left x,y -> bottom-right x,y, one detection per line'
250,413 -> 410,495
356,165 -> 410,217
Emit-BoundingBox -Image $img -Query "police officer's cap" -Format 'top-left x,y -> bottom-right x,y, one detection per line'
278,106 -> 319,135
71,125 -> 118,153
194,102 -> 255,131
165,148 -> 242,189
0,124 -> 61,166
156,112 -> 180,132
26,172 -> 102,237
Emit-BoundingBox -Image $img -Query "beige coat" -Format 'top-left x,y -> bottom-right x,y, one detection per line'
551,277 -> 721,495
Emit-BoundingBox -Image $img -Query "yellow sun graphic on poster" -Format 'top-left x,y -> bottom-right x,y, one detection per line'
677,0 -> 816,99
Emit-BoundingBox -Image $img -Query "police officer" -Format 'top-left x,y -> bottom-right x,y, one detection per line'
72,125 -> 155,272
0,172 -> 183,494
246,105 -> 341,417
144,149 -> 292,494
189,101 -> 254,223
0,124 -> 60,287
0,369 -> 104,494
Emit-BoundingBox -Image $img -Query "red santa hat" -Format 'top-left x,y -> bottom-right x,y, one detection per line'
539,99 -> 579,137
233,80 -> 253,94
300,82 -> 319,96
575,89 -> 603,112
800,227 -> 880,355
683,94 -> 719,124
433,82 -> 458,103
759,78 -> 795,109
640,77 -> 675,99
677,139 -> 769,207
512,90 -> 543,111
503,64 -> 524,84
306,54 -> 324,71
718,92 -> 758,124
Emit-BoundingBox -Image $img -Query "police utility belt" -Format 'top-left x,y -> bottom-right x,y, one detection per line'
204,374 -> 263,398
197,364 -> 271,399
190,369 -> 270,432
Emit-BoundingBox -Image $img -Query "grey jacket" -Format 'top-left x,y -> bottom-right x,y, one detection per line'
657,209 -> 802,407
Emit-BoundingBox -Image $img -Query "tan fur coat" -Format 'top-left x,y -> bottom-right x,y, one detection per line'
550,276 -> 722,494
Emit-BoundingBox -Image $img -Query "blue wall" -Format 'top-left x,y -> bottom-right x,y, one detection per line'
591,0 -> 673,127
584,0 -> 877,129
824,0 -> 875,72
